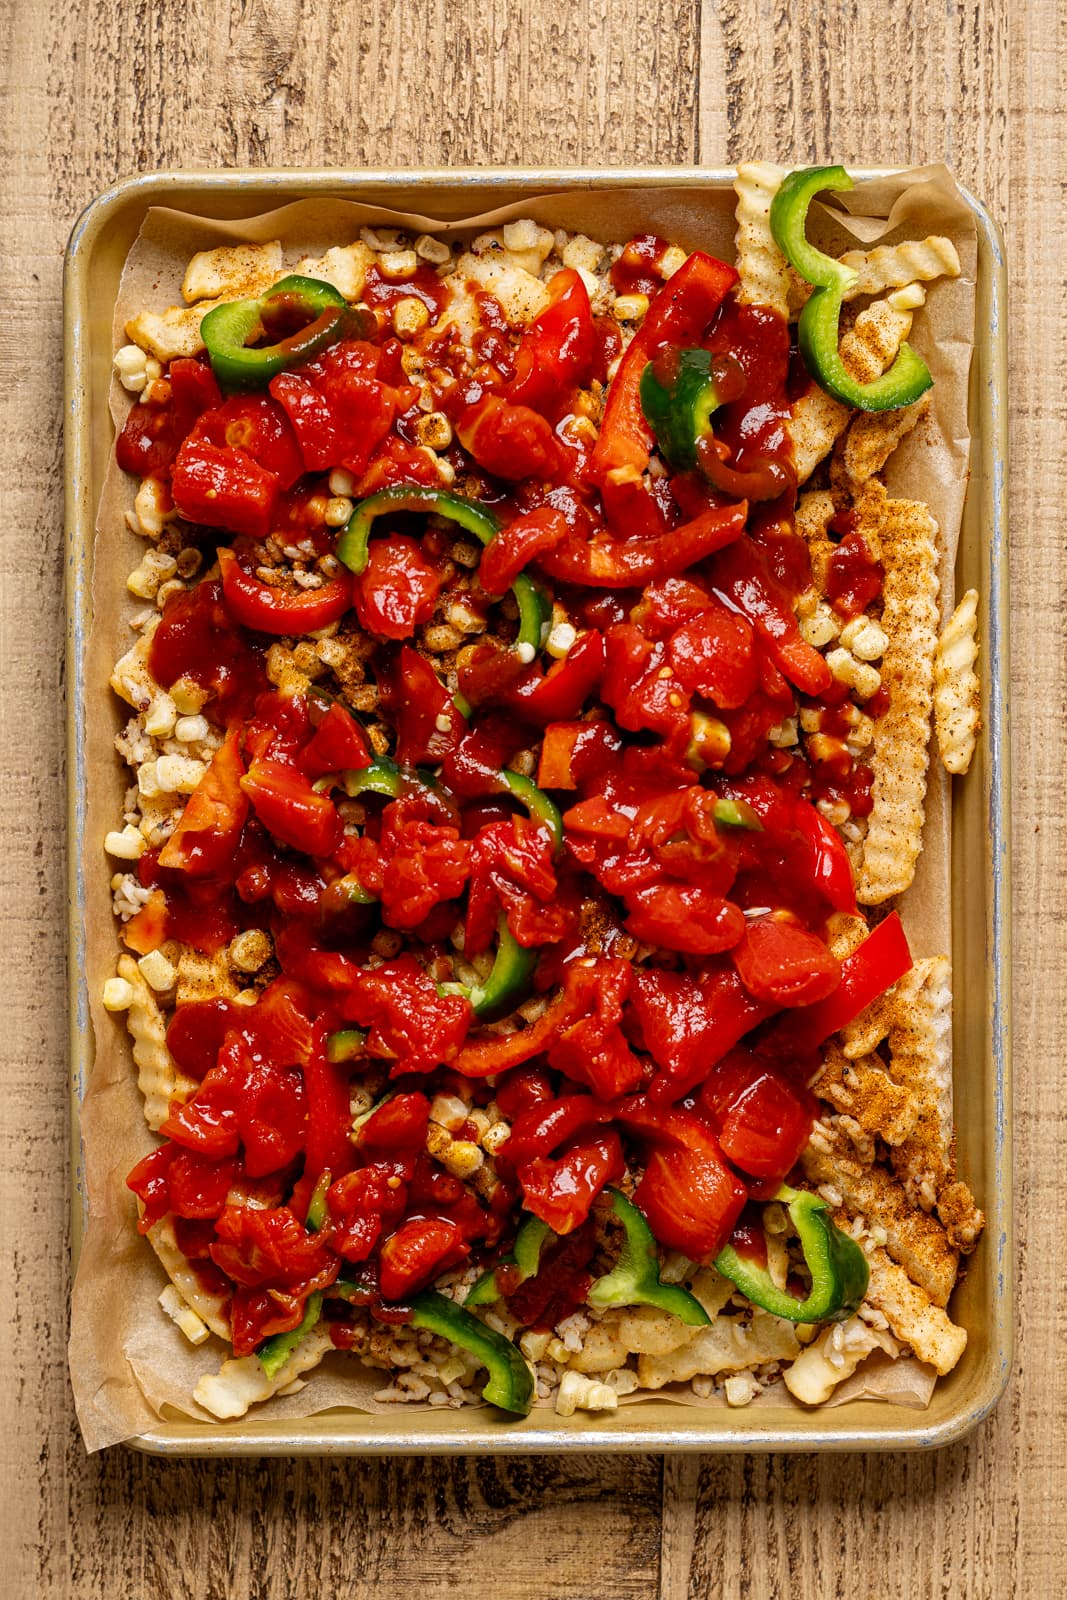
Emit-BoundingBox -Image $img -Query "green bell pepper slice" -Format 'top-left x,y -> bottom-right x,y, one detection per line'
639,347 -> 722,471
712,796 -> 762,831
587,1188 -> 710,1325
439,917 -> 537,1020
465,1214 -> 552,1306
501,768 -> 564,852
408,1290 -> 535,1414
201,274 -> 365,391
256,1290 -> 324,1380
335,484 -> 549,655
325,1026 -> 368,1064
255,1166 -> 337,1376
714,1185 -> 870,1323
770,166 -> 933,413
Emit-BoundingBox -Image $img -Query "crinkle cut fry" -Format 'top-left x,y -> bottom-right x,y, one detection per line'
831,390 -> 932,495
790,235 -> 962,317
733,161 -> 794,317
851,480 -> 939,905
117,954 -> 199,1131
802,1117 -> 959,1307
792,298 -> 917,485
841,955 -> 985,1252
146,1216 -> 231,1341
934,587 -> 981,775
814,1042 -> 919,1148
194,1325 -> 336,1420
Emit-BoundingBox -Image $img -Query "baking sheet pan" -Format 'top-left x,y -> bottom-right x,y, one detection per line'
63,168 -> 1010,1453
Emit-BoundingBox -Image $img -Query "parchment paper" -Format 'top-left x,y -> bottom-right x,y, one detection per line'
71,169 -> 975,1451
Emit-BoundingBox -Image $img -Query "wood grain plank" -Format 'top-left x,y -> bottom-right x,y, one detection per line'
1,0 -> 1062,1594
3,1 -> 696,1595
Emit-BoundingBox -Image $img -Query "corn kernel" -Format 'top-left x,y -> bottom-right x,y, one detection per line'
174,714 -> 210,743
105,824 -> 147,859
393,296 -> 430,337
378,249 -> 418,280
229,929 -> 273,973
324,495 -> 354,528
155,753 -> 207,793
102,976 -> 135,1011
611,293 -> 649,322
138,949 -> 177,991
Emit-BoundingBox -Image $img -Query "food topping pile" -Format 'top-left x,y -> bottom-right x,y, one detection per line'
103,167 -> 983,1421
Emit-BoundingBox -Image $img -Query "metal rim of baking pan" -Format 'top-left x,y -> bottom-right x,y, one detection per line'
64,167 -> 1010,1455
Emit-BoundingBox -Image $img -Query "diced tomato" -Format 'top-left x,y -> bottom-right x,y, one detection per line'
379,1216 -> 469,1299
166,1150 -> 239,1219
343,955 -> 472,1075
536,720 -> 622,789
171,438 -> 279,539
240,757 -> 343,857
126,1144 -> 177,1232
508,269 -> 596,420
121,887 -> 168,954
629,964 -> 773,1099
731,915 -> 841,1007
116,358 -> 222,478
634,1141 -> 746,1258
158,727 -> 249,876
380,801 -> 471,930
386,646 -> 465,766
209,1203 -> 337,1288
518,1131 -> 625,1235
269,370 -> 340,471
625,882 -> 746,956
699,1049 -> 815,1180
166,998 -> 242,1080
456,395 -> 562,481
299,702 -> 372,780
668,602 -> 758,710
352,535 -> 444,639
356,1092 -> 431,1157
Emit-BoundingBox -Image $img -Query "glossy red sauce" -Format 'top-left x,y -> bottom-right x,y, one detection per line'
361,263 -> 449,320
610,233 -> 672,297
148,579 -> 267,726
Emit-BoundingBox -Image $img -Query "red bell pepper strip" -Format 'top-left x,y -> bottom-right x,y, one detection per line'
589,251 -> 739,487
536,500 -> 747,588
505,629 -> 606,725
536,720 -> 622,789
451,961 -> 610,1079
793,799 -> 858,914
479,505 -> 569,596
158,727 -> 249,876
303,1022 -> 356,1185
710,538 -> 832,696
241,756 -> 344,857
502,1094 -> 619,1170
508,268 -> 596,420
217,546 -> 353,635
766,910 -> 912,1055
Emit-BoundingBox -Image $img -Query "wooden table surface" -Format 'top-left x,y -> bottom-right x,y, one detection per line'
1,0 -> 1059,1594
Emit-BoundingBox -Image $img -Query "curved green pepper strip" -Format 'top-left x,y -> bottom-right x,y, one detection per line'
256,1290 -> 324,1380
713,1185 -> 870,1323
201,274 -> 365,391
465,1214 -> 552,1306
439,917 -> 537,1020
500,769 -> 564,853
712,796 -> 762,831
326,1026 -> 368,1063
408,1290 -> 535,1414
770,166 -> 933,413
588,1188 -> 710,1325
639,348 -> 722,471
335,484 -> 549,655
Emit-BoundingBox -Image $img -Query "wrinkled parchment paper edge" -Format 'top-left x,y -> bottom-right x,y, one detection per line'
71,169 -> 975,1450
